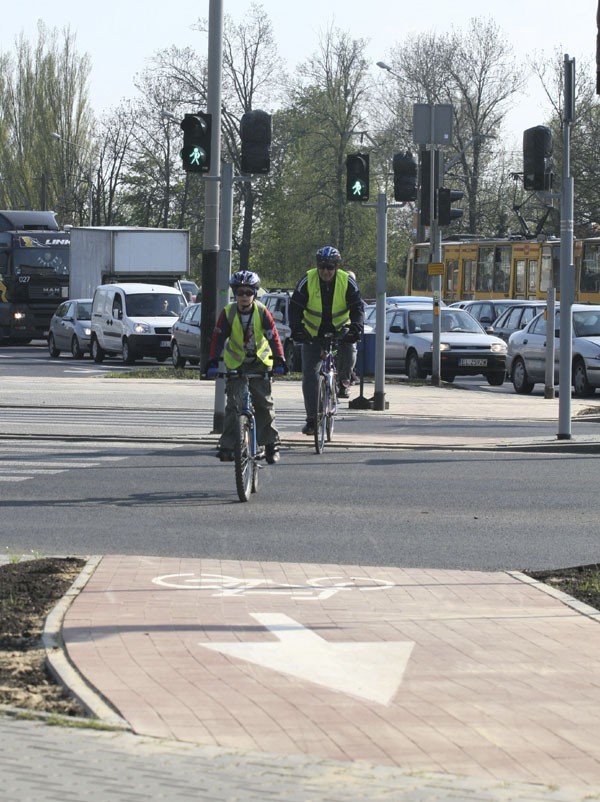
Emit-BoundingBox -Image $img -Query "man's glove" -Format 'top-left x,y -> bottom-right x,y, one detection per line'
272,356 -> 289,376
205,358 -> 219,378
343,323 -> 361,344
292,327 -> 308,343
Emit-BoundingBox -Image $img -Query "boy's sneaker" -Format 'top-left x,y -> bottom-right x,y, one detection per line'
216,448 -> 234,462
302,419 -> 315,435
265,443 -> 280,464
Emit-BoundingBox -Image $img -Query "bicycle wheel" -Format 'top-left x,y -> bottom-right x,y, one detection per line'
234,414 -> 253,502
314,374 -> 327,454
326,374 -> 336,442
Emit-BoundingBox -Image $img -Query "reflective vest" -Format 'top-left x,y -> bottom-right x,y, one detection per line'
223,301 -> 273,369
302,268 -> 350,336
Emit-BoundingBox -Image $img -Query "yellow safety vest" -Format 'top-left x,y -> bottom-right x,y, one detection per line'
302,268 -> 350,336
223,301 -> 273,369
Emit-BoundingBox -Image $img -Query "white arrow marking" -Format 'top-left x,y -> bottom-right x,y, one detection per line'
201,613 -> 414,705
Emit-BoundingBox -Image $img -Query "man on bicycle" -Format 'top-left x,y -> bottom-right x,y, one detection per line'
207,270 -> 287,463
289,246 -> 364,435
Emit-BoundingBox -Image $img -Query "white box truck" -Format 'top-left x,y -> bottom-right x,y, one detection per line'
68,226 -> 191,299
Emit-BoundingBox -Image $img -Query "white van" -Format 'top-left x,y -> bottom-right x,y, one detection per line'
90,283 -> 187,363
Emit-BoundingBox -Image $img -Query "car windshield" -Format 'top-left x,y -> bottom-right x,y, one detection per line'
573,310 -> 600,338
407,309 -> 484,334
76,302 -> 92,320
125,293 -> 186,317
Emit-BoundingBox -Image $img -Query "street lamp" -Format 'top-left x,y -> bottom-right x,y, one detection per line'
50,131 -> 93,225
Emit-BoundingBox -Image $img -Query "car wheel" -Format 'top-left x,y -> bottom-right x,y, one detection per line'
47,334 -> 60,358
573,358 -> 596,397
511,357 -> 534,394
171,341 -> 186,368
443,373 -> 455,383
407,351 -> 427,380
71,335 -> 84,359
91,337 -> 105,363
122,338 -> 137,364
486,371 -> 505,386
284,339 -> 297,371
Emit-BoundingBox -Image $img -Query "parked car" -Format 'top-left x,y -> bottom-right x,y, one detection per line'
171,303 -> 201,368
384,304 -> 507,385
456,299 -> 531,327
261,289 -> 301,371
178,279 -> 200,303
489,302 -> 547,342
507,304 -> 600,396
47,299 -> 93,359
365,297 -> 446,332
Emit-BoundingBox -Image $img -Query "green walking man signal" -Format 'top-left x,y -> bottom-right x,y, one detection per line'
346,154 -> 369,202
180,112 -> 212,173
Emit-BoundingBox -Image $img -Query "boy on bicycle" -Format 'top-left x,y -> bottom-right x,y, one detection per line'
206,270 -> 287,464
289,246 -> 364,435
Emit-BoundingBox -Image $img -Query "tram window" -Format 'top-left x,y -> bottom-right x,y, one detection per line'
515,260 -> 526,294
463,260 -> 475,293
446,259 -> 458,295
528,260 -> 537,294
540,252 -> 553,292
412,249 -> 430,292
476,247 -> 494,292
493,247 -> 510,293
581,243 -> 600,292
551,247 -> 560,291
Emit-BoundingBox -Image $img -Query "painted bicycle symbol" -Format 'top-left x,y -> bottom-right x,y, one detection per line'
151,572 -> 394,601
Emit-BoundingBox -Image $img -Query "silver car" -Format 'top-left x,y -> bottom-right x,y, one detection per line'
507,304 -> 600,396
385,304 -> 507,385
171,303 -> 201,368
48,299 -> 93,359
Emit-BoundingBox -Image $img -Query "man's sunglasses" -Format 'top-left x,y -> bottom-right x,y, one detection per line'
318,264 -> 337,271
235,289 -> 254,297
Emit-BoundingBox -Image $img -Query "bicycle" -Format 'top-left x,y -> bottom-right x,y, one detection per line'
314,333 -> 339,454
217,370 -> 268,502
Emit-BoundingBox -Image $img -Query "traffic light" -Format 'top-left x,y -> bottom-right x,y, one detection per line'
392,151 -> 417,202
437,187 -> 464,227
523,125 -> 553,191
419,148 -> 438,226
346,154 -> 369,202
240,110 -> 272,174
180,113 -> 211,173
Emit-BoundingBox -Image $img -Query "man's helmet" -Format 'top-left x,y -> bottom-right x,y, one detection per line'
316,246 -> 341,268
229,270 -> 260,292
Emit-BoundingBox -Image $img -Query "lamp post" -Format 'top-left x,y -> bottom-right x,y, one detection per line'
50,132 -> 93,225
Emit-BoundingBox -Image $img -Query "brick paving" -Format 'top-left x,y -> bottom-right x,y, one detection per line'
57,555 -> 600,794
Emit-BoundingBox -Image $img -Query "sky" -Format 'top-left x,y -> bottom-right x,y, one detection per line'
0,0 -> 596,146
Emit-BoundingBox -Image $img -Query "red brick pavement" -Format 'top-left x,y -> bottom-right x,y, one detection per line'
62,555 -> 600,789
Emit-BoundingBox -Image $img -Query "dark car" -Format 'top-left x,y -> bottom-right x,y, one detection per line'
457,299 -> 531,327
171,303 -> 201,367
491,302 -> 546,343
47,299 -> 93,359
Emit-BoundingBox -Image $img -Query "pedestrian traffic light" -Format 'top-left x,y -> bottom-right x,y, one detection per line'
419,148 -> 438,226
346,154 -> 369,202
392,151 -> 418,202
437,187 -> 464,227
523,125 -> 553,191
240,110 -> 272,174
180,112 -> 211,173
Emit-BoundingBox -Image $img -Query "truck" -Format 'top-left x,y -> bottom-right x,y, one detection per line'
68,226 -> 191,300
0,210 -> 70,342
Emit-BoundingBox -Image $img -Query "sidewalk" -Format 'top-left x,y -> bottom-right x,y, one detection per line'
3,376 -> 600,800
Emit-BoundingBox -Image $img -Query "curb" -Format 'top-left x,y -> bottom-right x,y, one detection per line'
42,555 -> 131,730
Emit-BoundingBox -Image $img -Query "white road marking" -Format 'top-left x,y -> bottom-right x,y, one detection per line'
201,612 -> 414,705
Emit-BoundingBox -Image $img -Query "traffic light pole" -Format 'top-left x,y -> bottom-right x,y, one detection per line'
429,147 -> 442,386
558,55 -> 576,440
373,192 -> 388,411
201,0 -> 223,373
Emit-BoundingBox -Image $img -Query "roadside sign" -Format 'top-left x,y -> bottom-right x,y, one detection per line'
428,262 -> 444,276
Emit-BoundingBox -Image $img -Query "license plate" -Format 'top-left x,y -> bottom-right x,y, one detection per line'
459,358 -> 487,367
160,340 -> 170,348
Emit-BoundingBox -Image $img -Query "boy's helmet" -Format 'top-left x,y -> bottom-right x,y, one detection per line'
229,270 -> 260,292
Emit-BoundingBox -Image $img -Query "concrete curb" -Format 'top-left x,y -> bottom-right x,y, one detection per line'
509,569 -> 600,623
42,555 -> 131,730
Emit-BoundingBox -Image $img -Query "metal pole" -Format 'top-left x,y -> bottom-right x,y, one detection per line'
213,162 -> 234,434
373,191 -> 387,411
430,147 -> 442,386
200,0 -> 223,372
544,289 -> 556,399
558,55 -> 575,440
88,158 -> 93,225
